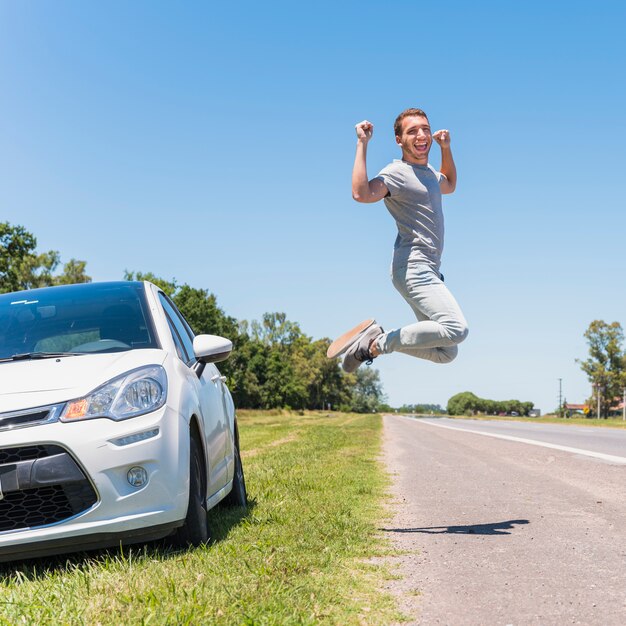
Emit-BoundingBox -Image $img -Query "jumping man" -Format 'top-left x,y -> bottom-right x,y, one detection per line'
328,108 -> 469,372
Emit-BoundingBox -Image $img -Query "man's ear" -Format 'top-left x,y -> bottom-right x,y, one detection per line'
395,135 -> 402,146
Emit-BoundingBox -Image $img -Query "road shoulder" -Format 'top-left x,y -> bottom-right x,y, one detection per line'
381,414 -> 626,625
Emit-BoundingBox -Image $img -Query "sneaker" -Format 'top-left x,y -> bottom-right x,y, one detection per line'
327,318 -> 376,359
342,324 -> 383,373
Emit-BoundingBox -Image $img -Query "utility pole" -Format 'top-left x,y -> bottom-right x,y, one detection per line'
596,384 -> 602,420
558,378 -> 563,417
623,388 -> 625,422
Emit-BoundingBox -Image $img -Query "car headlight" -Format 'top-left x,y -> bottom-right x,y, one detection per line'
60,365 -> 167,422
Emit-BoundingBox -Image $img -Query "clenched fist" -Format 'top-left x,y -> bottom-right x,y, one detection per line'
355,120 -> 374,142
433,129 -> 451,148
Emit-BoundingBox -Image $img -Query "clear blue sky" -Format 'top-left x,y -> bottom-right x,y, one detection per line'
1,1 -> 625,413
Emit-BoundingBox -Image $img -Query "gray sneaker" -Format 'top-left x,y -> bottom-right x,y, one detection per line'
327,318 -> 376,359
342,324 -> 384,373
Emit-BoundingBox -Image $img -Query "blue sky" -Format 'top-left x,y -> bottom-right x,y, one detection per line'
1,1 -> 625,413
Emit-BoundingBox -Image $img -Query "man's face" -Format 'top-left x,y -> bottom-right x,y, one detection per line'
396,115 -> 432,164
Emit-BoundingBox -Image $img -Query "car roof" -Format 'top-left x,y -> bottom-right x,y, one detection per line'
0,281 -> 146,300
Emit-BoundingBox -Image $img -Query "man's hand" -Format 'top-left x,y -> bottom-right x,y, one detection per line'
433,129 -> 451,148
355,120 -> 374,143
434,129 -> 456,194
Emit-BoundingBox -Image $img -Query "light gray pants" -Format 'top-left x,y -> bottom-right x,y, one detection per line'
375,262 -> 469,364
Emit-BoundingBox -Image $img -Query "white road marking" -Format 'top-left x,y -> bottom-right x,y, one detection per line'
404,417 -> 626,465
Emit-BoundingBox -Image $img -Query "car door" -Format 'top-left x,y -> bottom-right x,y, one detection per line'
158,293 -> 228,495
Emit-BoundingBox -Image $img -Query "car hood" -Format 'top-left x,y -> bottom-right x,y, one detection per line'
0,349 -> 167,413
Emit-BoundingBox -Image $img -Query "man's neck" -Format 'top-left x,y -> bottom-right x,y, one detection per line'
401,152 -> 428,166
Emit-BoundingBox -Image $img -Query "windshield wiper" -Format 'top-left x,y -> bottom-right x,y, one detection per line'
0,352 -> 84,363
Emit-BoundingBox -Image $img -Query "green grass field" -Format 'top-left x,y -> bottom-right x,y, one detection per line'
0,412 -> 400,625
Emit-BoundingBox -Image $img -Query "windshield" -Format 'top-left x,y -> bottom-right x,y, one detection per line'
0,282 -> 159,360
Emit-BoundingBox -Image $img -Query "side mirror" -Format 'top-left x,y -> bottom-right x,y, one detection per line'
193,334 -> 233,364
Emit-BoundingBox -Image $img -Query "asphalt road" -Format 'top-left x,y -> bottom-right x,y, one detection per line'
418,417 -> 626,462
382,415 -> 626,625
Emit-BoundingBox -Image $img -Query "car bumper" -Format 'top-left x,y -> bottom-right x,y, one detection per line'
0,404 -> 189,562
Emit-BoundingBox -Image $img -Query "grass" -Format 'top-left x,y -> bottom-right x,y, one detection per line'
0,412 -> 400,625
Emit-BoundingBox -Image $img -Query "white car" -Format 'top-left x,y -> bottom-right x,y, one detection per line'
0,281 -> 246,562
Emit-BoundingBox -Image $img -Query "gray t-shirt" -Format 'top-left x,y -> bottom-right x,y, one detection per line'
375,159 -> 446,270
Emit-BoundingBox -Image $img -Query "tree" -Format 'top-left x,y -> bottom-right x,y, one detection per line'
1,222 -> 90,292
578,320 -> 626,417
350,367 -> 385,413
250,312 -> 302,347
447,391 -> 534,416
53,259 -> 91,285
173,285 -> 239,340
0,222 -> 38,292
225,334 -> 266,408
227,314 -> 361,411
447,391 -> 481,416
516,401 -> 532,415
124,270 -> 177,296
397,403 -> 445,415
287,336 -> 356,411
239,313 -> 324,410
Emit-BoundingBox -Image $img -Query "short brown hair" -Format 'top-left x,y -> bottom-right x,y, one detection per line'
394,108 -> 429,137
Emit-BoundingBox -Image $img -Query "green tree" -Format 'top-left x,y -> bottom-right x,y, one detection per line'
229,314 -> 359,411
447,392 -> 534,416
286,336 -> 355,411
244,313 -> 312,410
483,399 -> 497,415
0,222 -> 37,292
225,334 -> 266,408
16,249 -> 61,289
124,270 -> 177,296
1,222 -> 90,292
397,404 -> 445,414
578,320 -> 626,417
306,339 -> 355,410
53,259 -> 91,285
251,312 -> 302,347
447,391 -> 481,415
173,285 -> 239,340
350,367 -> 385,413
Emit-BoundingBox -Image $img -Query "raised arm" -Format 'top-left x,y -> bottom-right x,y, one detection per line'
352,120 -> 389,203
433,129 -> 457,194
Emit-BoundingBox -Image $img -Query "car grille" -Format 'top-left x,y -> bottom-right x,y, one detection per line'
0,404 -> 63,432
0,445 -> 98,532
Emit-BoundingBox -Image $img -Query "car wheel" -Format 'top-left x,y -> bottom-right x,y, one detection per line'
223,422 -> 247,509
172,435 -> 209,547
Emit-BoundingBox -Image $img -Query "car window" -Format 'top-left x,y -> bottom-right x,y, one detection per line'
158,294 -> 196,365
0,282 -> 159,358
163,313 -> 189,363
164,295 -> 196,341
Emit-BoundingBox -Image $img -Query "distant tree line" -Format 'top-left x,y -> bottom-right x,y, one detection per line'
0,222 -> 385,413
447,391 -> 534,416
393,403 -> 445,415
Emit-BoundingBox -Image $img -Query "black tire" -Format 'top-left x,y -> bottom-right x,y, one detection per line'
172,436 -> 209,547
223,422 -> 247,509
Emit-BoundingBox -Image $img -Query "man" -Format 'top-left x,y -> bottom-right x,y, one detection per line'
328,108 -> 469,372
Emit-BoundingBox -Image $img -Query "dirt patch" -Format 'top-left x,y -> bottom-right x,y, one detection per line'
379,471 -> 424,624
241,433 -> 300,458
